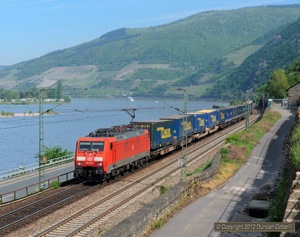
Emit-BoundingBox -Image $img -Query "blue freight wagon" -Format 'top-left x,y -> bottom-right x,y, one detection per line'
218,107 -> 234,127
192,110 -> 219,131
131,120 -> 175,150
232,106 -> 237,119
187,111 -> 207,134
160,114 -> 194,142
236,105 -> 246,117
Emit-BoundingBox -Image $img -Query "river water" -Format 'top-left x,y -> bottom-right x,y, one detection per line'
0,97 -> 227,172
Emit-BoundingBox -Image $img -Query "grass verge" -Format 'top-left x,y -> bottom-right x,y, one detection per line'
289,122 -> 300,169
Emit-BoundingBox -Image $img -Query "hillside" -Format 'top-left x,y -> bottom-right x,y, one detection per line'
0,5 -> 300,98
206,16 -> 300,99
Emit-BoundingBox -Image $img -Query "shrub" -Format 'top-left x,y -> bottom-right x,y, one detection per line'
187,160 -> 213,176
36,145 -> 72,162
51,180 -> 61,189
152,218 -> 165,229
158,185 -> 170,195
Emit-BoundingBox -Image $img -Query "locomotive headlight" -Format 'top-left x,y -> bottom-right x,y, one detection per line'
97,162 -> 103,166
77,162 -> 83,165
77,156 -> 86,161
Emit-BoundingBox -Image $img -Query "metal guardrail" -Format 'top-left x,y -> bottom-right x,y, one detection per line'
0,171 -> 75,203
0,154 -> 74,182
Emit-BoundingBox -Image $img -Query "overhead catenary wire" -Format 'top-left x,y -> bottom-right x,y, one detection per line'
135,87 -> 183,113
0,106 -> 175,130
0,86 -> 184,125
0,105 -> 176,124
41,87 -> 88,114
0,112 -> 125,130
0,95 -> 210,128
0,86 -> 194,131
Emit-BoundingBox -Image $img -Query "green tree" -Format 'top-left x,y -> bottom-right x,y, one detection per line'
266,69 -> 289,98
46,88 -> 56,99
1,90 -> 20,101
25,88 -> 39,98
56,80 -> 63,101
286,58 -> 300,86
38,145 -> 72,162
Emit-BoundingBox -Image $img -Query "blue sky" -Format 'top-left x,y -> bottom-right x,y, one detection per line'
1,0 -> 299,65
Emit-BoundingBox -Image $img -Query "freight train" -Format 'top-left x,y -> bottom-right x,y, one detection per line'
74,102 -> 253,182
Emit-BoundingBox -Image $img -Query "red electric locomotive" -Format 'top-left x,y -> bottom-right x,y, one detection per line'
74,125 -> 150,182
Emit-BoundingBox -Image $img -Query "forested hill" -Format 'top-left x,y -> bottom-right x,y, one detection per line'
206,16 -> 300,99
0,5 -> 300,98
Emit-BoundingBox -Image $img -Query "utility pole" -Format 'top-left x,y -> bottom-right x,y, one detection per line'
37,87 -> 88,191
256,93 -> 265,113
262,94 -> 265,112
245,92 -> 250,129
177,88 -> 188,179
38,88 -> 45,190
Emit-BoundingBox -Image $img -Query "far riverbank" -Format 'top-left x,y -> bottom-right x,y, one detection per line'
0,113 -> 40,117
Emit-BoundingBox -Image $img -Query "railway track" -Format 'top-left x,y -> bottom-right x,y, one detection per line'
29,115 -> 260,237
0,181 -> 107,236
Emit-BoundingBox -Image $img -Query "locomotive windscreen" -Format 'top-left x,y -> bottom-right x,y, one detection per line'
79,141 -> 104,151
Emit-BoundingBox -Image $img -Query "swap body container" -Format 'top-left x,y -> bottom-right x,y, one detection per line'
236,105 -> 246,117
160,114 -> 194,142
187,111 -> 207,134
191,110 -> 218,129
131,120 -> 175,150
218,108 -> 234,124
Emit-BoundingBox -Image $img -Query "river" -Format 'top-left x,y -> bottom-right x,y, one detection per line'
0,97 -> 228,172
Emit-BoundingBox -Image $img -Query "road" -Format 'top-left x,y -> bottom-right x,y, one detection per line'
0,163 -> 74,203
